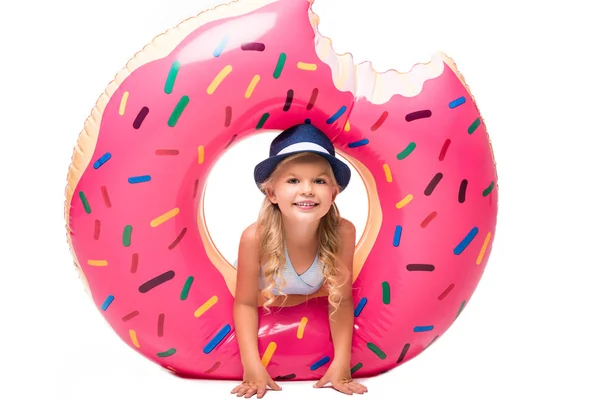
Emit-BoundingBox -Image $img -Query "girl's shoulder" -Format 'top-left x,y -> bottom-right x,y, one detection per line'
240,222 -> 261,246
338,217 -> 356,239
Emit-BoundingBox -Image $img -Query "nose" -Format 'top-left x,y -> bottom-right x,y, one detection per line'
300,180 -> 314,196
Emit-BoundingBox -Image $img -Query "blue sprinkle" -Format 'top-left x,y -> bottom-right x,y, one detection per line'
213,35 -> 229,57
128,175 -> 151,184
348,139 -> 369,148
203,324 -> 231,354
354,297 -> 367,317
101,295 -> 114,311
454,227 -> 479,255
326,105 -> 347,124
413,325 -> 434,332
310,356 -> 331,371
393,225 -> 402,247
449,96 -> 466,109
93,152 -> 112,169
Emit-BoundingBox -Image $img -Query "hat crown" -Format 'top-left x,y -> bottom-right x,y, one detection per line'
269,124 -> 335,157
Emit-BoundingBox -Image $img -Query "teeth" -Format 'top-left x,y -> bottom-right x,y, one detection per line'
295,202 -> 316,206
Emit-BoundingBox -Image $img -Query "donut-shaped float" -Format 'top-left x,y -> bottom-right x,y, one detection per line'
64,0 -> 498,380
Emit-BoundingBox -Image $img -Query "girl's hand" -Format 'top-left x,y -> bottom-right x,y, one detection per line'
313,360 -> 368,395
231,362 -> 282,398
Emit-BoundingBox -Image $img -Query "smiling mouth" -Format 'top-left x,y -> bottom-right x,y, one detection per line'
293,202 -> 319,207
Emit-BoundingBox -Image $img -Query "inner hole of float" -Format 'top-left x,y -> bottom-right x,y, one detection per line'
202,130 -> 369,267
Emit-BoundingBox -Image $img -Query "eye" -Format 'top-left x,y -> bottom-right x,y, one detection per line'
287,178 -> 299,184
315,178 -> 327,184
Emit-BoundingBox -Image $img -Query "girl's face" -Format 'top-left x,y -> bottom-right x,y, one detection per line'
266,155 -> 339,224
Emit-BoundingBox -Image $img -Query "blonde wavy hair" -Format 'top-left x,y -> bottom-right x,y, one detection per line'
256,152 -> 348,314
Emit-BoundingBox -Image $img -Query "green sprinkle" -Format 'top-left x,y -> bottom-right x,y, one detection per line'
79,191 -> 91,214
273,53 -> 286,79
483,181 -> 495,197
180,276 -> 194,300
256,113 -> 270,129
468,117 -> 481,134
382,282 -> 390,304
455,300 -> 466,320
367,342 -> 386,360
168,95 -> 190,127
164,60 -> 180,94
122,225 -> 132,247
396,142 -> 416,160
351,363 -> 363,374
157,348 -> 176,358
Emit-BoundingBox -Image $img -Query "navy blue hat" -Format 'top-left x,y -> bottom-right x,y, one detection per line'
254,123 -> 351,192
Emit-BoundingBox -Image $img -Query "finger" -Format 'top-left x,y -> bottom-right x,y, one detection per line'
348,382 -> 367,394
268,379 -> 282,391
244,386 -> 257,398
236,386 -> 250,398
231,384 -> 245,394
257,386 -> 267,399
333,382 -> 353,395
313,376 -> 330,388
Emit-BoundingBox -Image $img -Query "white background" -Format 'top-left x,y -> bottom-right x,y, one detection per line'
1,0 -> 599,399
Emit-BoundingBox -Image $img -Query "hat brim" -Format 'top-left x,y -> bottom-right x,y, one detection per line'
254,150 -> 351,192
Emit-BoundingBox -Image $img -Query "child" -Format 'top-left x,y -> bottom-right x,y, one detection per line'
231,123 -> 368,398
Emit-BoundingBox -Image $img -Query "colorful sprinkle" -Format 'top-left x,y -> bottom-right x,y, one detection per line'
193,179 -> 200,198
119,92 -> 129,116
241,42 -> 265,51
483,181 -> 495,196
138,270 -> 175,293
130,253 -> 139,273
297,317 -> 308,339
449,96 -> 466,109
395,194 -> 413,209
122,225 -> 132,247
203,324 -> 231,354
256,113 -> 270,129
122,311 -> 139,322
225,134 -> 238,148
168,95 -> 189,127
79,191 -> 91,214
213,35 -> 229,57
382,282 -> 390,304
348,139 -> 369,148
310,356 -> 331,371
406,264 -> 435,272
157,348 -> 176,358
424,173 -> 443,195
150,208 -> 179,227
454,227 -> 479,255
438,284 -> 455,300
194,295 -> 218,318
273,53 -> 286,78
420,211 -> 438,228
245,75 -> 261,98
476,232 -> 492,265
354,297 -> 367,317
351,363 -> 363,374
397,142 -> 416,160
383,164 -> 392,182
456,300 -> 466,319
88,260 -> 108,267
204,361 -> 221,374
129,329 -> 140,348
297,62 -> 317,71
93,152 -> 112,169
155,149 -> 179,155
180,276 -> 194,300
261,342 -> 277,367
367,342 -> 387,359
413,325 -> 434,332
158,313 -> 165,337
94,220 -> 101,240
101,186 -> 111,208
133,107 -> 149,129
326,105 -> 347,124
396,343 -> 410,363
307,88 -> 318,110
225,106 -> 232,127
405,110 -> 432,122
344,120 -> 351,132
458,179 -> 468,203
276,374 -> 296,380
198,146 -> 204,164
101,294 -> 114,311
207,65 -> 233,94
164,60 -> 180,94
468,117 -> 482,134
439,139 -> 451,161
371,111 -> 389,131
128,175 -> 151,184
283,89 -> 294,111
393,225 -> 402,247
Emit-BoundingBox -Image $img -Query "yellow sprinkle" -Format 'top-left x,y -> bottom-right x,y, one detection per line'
396,194 -> 414,209
476,232 -> 492,265
383,164 -> 392,182
166,366 -> 176,372
297,62 -> 317,71
245,75 -> 261,98
87,260 -> 108,267
198,146 -> 204,164
261,341 -> 277,368
297,317 -> 308,339
194,295 -> 218,318
129,329 -> 140,348
150,208 -> 180,227
119,91 -> 129,115
344,120 -> 351,132
207,65 -> 233,94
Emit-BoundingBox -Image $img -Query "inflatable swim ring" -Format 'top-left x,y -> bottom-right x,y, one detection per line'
64,0 -> 498,380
